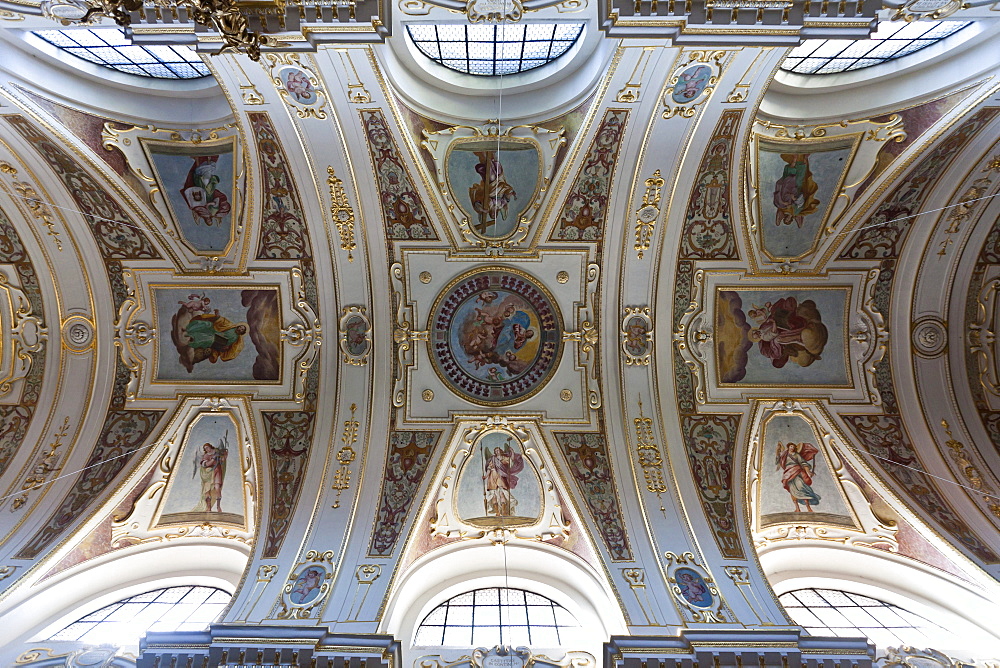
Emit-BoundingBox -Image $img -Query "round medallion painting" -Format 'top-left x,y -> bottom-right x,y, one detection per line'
429,268 -> 562,406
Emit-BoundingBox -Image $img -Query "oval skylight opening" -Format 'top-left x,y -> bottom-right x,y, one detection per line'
406,23 -> 584,76
780,20 -> 972,75
33,27 -> 211,80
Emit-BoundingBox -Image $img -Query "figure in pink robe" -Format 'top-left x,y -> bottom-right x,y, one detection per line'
776,441 -> 821,512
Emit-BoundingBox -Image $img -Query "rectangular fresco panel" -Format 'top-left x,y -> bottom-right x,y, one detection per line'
759,415 -> 856,529
144,139 -> 237,255
153,286 -> 281,382
715,287 -> 849,386
757,136 -> 857,260
158,414 -> 245,526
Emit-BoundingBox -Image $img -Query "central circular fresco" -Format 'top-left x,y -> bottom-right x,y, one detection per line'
429,267 -> 562,406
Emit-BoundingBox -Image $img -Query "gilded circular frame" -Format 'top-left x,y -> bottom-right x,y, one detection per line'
428,267 -> 563,406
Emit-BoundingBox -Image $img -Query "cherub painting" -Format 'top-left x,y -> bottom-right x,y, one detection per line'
455,291 -> 539,380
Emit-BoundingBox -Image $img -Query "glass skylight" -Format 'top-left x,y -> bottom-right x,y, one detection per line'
33,28 -> 211,79
48,586 -> 231,645
406,23 -> 583,76
414,587 -> 581,647
779,588 -> 963,649
780,20 -> 971,75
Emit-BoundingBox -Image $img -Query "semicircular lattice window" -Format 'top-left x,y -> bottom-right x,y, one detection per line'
780,20 -> 972,75
33,28 -> 211,80
779,588 -> 964,649
47,585 -> 231,646
414,587 -> 581,647
406,23 -> 584,77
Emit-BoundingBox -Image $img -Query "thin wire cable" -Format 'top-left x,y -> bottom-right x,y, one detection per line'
1,188 -> 152,236
493,9 -> 513,651
863,449 -> 1000,503
0,440 -> 159,505
848,191 -> 1000,236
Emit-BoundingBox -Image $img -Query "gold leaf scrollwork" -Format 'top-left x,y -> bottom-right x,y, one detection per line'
12,182 -> 62,250
332,403 -> 360,508
328,167 -> 357,261
634,399 -> 667,501
634,170 -> 664,259
10,416 -> 71,511
616,47 -> 656,103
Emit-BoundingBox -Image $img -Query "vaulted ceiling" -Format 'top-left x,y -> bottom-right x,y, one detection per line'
0,2 -> 999,662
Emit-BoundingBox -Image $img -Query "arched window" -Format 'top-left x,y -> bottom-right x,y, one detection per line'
780,20 -> 972,75
414,587 -> 581,647
46,585 -> 231,645
779,587 -> 963,649
33,28 -> 210,79
406,23 -> 584,76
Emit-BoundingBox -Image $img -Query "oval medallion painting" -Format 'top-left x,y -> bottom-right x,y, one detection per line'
671,64 -> 712,103
430,268 -> 562,406
675,568 -> 713,608
278,66 -> 318,105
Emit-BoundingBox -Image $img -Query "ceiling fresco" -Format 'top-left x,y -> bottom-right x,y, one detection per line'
0,5 -> 998,663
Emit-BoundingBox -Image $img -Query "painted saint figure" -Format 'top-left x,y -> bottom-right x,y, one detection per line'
180,155 -> 231,227
193,432 -> 229,512
183,310 -> 247,368
469,150 -> 517,234
746,297 -> 828,369
776,441 -> 821,512
483,440 -> 524,517
772,153 -> 820,228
